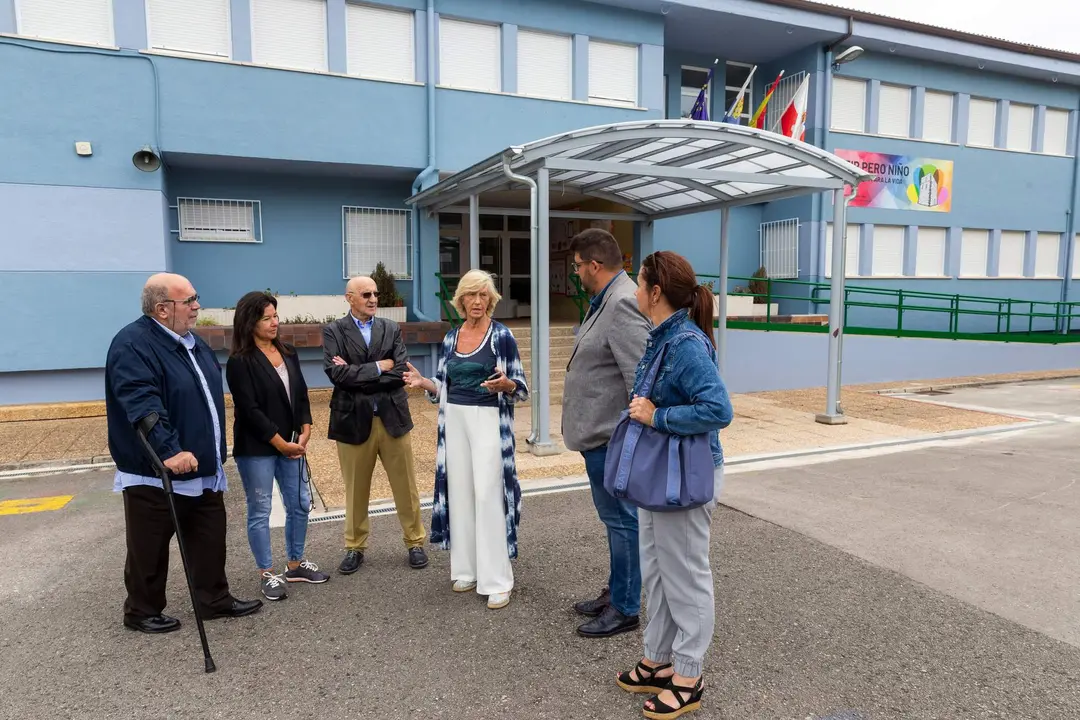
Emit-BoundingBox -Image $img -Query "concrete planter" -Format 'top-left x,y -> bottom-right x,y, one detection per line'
713,295 -> 779,318
199,294 -> 408,326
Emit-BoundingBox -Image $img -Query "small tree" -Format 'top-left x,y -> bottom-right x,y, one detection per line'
371,262 -> 402,307
748,265 -> 769,304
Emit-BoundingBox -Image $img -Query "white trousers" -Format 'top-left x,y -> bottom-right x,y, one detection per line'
445,403 -> 514,595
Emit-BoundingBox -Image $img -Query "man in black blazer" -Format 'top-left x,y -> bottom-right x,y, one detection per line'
324,275 -> 428,573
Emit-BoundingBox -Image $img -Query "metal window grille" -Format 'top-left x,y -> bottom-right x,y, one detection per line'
765,71 -> 807,133
342,206 -> 412,279
176,198 -> 261,242
759,218 -> 800,279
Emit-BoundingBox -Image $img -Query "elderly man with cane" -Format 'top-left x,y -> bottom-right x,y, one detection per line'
105,273 -> 262,641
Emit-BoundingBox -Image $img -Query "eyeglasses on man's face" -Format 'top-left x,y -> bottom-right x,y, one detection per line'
349,291 -> 380,299
161,294 -> 199,307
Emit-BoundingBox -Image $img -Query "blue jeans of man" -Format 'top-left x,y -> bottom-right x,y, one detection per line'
235,455 -> 311,571
581,445 -> 641,616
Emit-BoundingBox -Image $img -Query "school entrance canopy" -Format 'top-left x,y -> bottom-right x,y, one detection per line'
407,119 -> 872,454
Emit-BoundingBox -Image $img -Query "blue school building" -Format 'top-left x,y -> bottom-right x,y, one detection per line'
2,0 -> 1079,406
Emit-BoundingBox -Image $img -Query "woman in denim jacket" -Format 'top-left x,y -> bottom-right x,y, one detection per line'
615,251 -> 733,720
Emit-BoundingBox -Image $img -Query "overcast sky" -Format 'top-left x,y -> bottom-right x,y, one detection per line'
809,0 -> 1080,54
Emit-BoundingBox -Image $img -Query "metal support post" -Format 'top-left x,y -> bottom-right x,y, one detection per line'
817,186 -> 849,425
716,207 -> 730,373
530,167 -> 560,455
469,194 -> 480,269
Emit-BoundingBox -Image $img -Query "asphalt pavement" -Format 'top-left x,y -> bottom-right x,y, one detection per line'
2,439 -> 1080,720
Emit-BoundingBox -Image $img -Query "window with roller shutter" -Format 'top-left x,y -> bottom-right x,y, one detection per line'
921,91 -> 954,144
346,3 -> 414,83
824,223 -> 861,277
588,39 -> 638,107
997,231 -> 1026,277
439,17 -> 501,93
871,225 -> 905,276
967,98 -> 997,148
830,77 -> 866,133
1043,109 -> 1070,156
1034,233 -> 1061,278
15,0 -> 114,46
251,0 -> 328,72
877,85 -> 911,138
518,29 -> 572,101
1006,103 -> 1034,152
959,229 -> 989,277
914,227 -> 947,277
147,0 -> 231,57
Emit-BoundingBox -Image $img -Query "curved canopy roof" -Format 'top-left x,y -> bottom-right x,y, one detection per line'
406,119 -> 872,220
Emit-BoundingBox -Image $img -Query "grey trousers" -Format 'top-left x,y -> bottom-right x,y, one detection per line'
639,465 -> 724,678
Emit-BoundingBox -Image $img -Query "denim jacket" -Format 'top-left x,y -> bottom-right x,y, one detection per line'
632,309 -> 734,466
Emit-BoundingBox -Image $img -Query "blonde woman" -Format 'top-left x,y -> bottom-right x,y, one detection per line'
403,270 -> 529,609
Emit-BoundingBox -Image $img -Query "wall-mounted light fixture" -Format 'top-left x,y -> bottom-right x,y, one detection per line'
832,46 -> 864,69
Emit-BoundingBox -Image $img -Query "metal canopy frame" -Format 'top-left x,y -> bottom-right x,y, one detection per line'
407,120 -> 872,451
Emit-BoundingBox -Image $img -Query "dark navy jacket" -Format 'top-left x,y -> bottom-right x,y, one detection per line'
105,315 -> 227,484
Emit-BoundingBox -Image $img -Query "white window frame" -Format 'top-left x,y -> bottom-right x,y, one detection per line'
959,229 -> 989,278
824,223 -> 861,278
1034,232 -> 1061,278
759,218 -> 799,280
1006,102 -> 1035,152
877,84 -> 912,138
145,0 -> 232,58
914,227 -> 947,278
967,97 -> 997,148
517,28 -> 573,101
1043,108 -> 1071,156
345,2 -> 416,83
438,17 -> 501,94
250,0 -> 329,73
724,61 -> 754,122
997,230 -> 1027,277
871,225 -> 906,277
921,90 -> 954,144
830,76 -> 867,134
175,198 -> 262,243
342,206 -> 412,280
680,65 -> 713,119
15,0 -> 116,47
587,38 -> 639,107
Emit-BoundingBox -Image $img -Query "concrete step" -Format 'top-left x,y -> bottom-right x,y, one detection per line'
518,345 -> 574,361
508,325 -> 577,341
514,334 -> 576,349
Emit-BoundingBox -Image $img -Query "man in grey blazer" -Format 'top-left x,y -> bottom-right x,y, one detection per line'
561,228 -> 651,638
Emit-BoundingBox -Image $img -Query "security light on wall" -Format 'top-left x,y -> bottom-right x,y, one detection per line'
833,46 -> 864,68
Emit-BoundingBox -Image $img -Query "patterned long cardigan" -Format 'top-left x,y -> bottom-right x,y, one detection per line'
425,321 -> 530,558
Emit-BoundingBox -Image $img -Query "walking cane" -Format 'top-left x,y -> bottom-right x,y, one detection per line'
135,412 -> 217,674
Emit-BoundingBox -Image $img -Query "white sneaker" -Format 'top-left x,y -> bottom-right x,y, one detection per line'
487,591 -> 511,609
453,579 -> 477,593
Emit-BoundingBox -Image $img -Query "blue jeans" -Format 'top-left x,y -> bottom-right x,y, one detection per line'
235,455 -> 311,571
582,445 -> 641,616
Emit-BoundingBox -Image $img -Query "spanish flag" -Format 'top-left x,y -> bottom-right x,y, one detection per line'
749,71 -> 784,130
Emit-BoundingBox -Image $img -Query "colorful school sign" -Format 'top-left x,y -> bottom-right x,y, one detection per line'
835,149 -> 953,212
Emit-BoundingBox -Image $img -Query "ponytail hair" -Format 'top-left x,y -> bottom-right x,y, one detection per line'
640,251 -> 717,347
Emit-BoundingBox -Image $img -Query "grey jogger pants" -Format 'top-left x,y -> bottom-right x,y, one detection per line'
639,465 -> 724,678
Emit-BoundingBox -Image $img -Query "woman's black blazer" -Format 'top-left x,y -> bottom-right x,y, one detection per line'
225,344 -> 313,457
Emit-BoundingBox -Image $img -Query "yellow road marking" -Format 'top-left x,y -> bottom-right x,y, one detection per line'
0,495 -> 74,515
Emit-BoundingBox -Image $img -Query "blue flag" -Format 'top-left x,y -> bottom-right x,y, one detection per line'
688,61 -> 716,121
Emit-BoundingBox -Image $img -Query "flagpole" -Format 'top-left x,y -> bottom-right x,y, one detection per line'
725,64 -> 757,119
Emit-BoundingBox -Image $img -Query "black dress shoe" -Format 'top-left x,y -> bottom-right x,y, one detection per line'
339,550 -> 364,575
408,547 -> 429,569
576,604 -> 640,638
574,587 -> 611,617
123,614 -> 181,634
204,598 -> 263,620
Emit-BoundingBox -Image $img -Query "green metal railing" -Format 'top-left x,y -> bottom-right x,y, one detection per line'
435,273 -> 462,326
438,271 -> 1080,343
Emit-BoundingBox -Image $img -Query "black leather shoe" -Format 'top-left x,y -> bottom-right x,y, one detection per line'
576,604 -> 640,638
408,547 -> 429,569
123,614 -> 181,634
339,550 -> 364,575
574,587 -> 611,617
204,598 -> 263,620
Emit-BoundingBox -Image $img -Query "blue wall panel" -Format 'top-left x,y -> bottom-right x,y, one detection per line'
0,184 -> 168,272
166,169 -> 416,308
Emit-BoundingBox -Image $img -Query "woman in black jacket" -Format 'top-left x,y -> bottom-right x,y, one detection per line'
226,291 -> 329,601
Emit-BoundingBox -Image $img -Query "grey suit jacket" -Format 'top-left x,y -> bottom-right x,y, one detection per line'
561,272 -> 652,452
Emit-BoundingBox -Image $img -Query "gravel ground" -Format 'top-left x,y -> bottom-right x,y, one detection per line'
1,469 -> 1078,720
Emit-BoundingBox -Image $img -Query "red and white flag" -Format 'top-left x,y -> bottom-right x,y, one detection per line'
777,74 -> 810,141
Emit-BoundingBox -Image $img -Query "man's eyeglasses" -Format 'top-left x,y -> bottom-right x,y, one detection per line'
161,294 -> 199,307
350,291 -> 380,299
